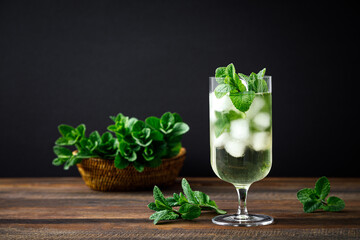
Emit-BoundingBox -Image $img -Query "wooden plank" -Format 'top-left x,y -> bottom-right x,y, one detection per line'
0,178 -> 359,239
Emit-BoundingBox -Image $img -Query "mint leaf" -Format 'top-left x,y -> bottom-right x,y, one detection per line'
179,203 -> 201,220
181,178 -> 199,204
58,124 -> 76,137
225,63 -> 236,80
52,158 -> 67,166
297,188 -> 316,204
114,152 -> 129,169
160,112 -> 175,131
153,186 -> 168,206
148,202 -> 161,211
194,191 -> 210,205
257,68 -> 266,79
215,67 -> 227,79
238,73 -> 249,82
234,73 -> 246,92
155,199 -> 172,210
297,177 -> 345,213
229,91 -> 255,112
214,84 -> 231,98
315,176 -> 330,200
322,196 -> 345,212
53,146 -> 72,158
148,179 -> 226,225
171,122 -> 190,137
303,200 -> 322,213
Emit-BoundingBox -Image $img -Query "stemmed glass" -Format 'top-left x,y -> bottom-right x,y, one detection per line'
209,76 -> 273,226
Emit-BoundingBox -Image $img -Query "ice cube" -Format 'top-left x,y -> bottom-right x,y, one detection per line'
230,119 -> 250,141
252,112 -> 271,130
251,132 -> 271,151
210,92 -> 236,112
213,132 -> 230,148
225,138 -> 246,158
246,97 -> 265,119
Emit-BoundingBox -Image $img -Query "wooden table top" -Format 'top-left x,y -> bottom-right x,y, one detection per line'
0,177 -> 359,239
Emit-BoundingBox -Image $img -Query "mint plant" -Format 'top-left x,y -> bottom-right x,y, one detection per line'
52,112 -> 189,172
297,176 -> 345,213
214,63 -> 268,112
148,178 -> 226,224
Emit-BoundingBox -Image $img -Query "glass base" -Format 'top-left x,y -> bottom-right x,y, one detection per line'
212,214 -> 274,227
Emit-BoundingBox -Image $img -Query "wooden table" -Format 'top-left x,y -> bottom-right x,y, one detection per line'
0,177 -> 359,239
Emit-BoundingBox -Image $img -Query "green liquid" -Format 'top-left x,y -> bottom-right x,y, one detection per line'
212,147 -> 271,186
210,93 -> 272,186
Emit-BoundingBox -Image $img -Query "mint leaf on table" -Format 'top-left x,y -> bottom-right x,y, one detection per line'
297,176 -> 345,213
148,178 -> 226,225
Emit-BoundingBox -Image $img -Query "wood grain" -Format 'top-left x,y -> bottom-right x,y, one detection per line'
0,177 -> 359,239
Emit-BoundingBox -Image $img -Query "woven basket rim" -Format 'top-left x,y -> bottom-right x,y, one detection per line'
74,147 -> 186,163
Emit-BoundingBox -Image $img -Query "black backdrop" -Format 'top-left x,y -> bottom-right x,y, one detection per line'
0,0 -> 358,177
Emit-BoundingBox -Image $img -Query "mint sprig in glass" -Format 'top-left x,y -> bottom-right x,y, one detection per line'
209,63 -> 273,226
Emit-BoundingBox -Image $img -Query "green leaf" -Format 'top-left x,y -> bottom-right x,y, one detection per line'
322,196 -> 345,212
303,200 -> 322,213
114,152 -> 129,169
229,91 -> 255,112
215,67 -> 227,79
52,158 -> 67,166
58,124 -> 75,137
146,157 -> 162,168
203,203 -> 227,214
145,117 -> 161,131
63,155 -> 80,170
172,113 -> 183,123
194,191 -> 210,205
225,63 -> 236,80
234,73 -> 246,92
160,112 -> 175,131
252,79 -> 268,93
153,186 -> 168,206
297,188 -> 316,204
257,68 -> 266,79
315,176 -> 330,200
171,122 -> 190,137
148,202 -> 161,211
76,124 -> 86,137
178,192 -> 188,205
149,210 -> 168,224
132,161 -> 144,172
53,146 -> 72,158
89,131 -> 101,144
181,178 -> 198,204
179,203 -> 202,220
150,130 -> 164,141
166,197 -> 179,207
150,210 -> 179,225
155,199 -> 172,210
214,84 -> 231,98
238,73 -> 250,82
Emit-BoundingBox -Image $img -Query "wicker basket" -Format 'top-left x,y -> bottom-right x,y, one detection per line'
76,148 -> 186,191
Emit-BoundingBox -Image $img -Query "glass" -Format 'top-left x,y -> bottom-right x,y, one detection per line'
209,76 -> 274,227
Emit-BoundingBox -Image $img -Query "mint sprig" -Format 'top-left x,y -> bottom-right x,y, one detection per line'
297,176 -> 345,213
148,178 -> 226,224
214,64 -> 268,112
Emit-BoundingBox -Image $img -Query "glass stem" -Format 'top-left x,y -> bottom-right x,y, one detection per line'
235,185 -> 250,218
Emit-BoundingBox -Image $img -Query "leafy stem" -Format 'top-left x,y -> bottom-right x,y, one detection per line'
214,63 -> 268,112
297,176 -> 345,213
148,178 -> 226,224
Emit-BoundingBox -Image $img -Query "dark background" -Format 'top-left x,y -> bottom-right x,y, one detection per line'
0,0 -> 358,177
